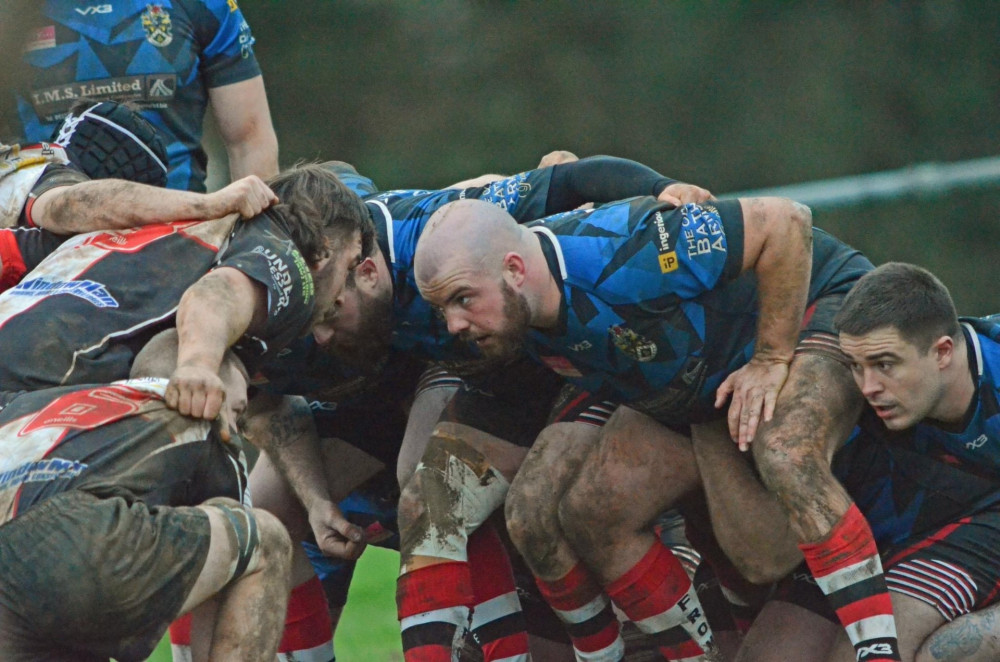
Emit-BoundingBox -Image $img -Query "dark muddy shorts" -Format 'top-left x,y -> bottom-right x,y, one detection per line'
442,356 -> 617,447
774,504 -> 1000,623
0,491 -> 212,662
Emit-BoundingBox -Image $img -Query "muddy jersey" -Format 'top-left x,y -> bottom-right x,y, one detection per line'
14,0 -> 262,191
525,197 -> 872,423
0,210 -> 313,390
0,378 -> 246,527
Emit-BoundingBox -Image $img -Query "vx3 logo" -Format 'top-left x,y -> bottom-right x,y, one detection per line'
76,4 -> 113,15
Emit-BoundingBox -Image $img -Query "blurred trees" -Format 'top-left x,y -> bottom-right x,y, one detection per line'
4,1 -> 998,310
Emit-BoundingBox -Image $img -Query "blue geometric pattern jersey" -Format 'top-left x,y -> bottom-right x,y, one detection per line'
525,198 -> 870,424
15,0 -> 261,191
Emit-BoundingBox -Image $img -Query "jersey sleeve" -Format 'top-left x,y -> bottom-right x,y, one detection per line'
189,0 -> 262,88
22,164 -> 89,227
558,197 -> 745,304
216,215 -> 315,361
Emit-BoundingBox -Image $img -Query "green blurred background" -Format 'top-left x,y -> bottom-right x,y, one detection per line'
2,2 -> 998,660
241,1 -> 1000,313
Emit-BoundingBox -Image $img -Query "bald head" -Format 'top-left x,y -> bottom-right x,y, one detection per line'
414,199 -> 526,287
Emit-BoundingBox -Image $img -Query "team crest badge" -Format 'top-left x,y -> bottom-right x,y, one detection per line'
609,325 -> 657,362
142,5 -> 173,47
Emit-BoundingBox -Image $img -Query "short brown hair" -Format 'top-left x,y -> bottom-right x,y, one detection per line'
835,262 -> 960,351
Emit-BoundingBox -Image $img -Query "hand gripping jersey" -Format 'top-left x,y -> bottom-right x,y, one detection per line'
0,377 -> 247,527
525,197 -> 872,423
15,0 -> 262,191
0,211 -> 314,390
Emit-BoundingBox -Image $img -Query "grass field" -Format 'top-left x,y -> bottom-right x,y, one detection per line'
146,546 -> 403,661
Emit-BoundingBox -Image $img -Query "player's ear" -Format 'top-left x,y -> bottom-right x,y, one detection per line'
933,335 -> 955,369
355,256 -> 379,287
502,252 -> 526,285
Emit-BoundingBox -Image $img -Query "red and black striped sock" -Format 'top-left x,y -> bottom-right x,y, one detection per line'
800,503 -> 901,662
468,524 -> 530,661
606,541 -> 713,661
536,562 -> 624,660
398,561 -> 474,661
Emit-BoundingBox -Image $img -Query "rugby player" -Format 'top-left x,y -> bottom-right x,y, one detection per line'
0,162 -> 372,398
0,330 -> 292,662
1,100 -> 277,291
237,157 -> 712,661
412,196 -> 891,661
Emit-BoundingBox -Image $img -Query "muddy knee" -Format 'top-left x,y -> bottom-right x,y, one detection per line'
398,429 -> 510,565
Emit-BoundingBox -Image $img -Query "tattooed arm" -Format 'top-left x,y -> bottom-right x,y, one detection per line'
166,267 -> 266,427
29,175 -> 277,234
243,393 -> 366,559
715,197 -> 814,448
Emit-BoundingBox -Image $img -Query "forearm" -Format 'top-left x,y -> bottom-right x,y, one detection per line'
691,422 -> 802,582
545,155 -> 676,214
245,394 -> 334,514
175,269 -> 258,372
225,129 -> 278,182
36,180 -> 233,233
745,198 -> 813,362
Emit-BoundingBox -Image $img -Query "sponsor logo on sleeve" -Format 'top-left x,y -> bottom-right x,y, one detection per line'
681,204 -> 725,259
609,324 -> 657,362
652,211 -> 678,273
291,250 -> 314,303
252,246 -> 293,313
141,5 -> 173,47
966,434 -> 989,450
238,20 -> 254,59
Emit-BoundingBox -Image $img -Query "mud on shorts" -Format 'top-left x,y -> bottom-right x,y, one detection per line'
442,355 -> 618,447
0,491 -> 260,662
774,504 -> 1000,624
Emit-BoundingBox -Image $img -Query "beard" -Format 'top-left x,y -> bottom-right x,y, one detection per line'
460,279 -> 531,373
323,286 -> 395,372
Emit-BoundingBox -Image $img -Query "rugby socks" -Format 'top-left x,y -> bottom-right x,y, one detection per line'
168,613 -> 193,662
167,577 -> 335,662
468,524 -> 531,661
535,563 -> 624,661
278,576 -> 336,662
800,503 -> 901,662
605,541 -> 714,662
398,561 -> 474,661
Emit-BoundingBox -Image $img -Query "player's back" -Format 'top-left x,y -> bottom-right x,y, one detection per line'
0,217 -> 236,390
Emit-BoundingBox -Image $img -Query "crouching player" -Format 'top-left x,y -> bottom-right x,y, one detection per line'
0,330 -> 292,662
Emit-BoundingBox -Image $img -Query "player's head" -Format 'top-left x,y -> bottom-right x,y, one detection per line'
836,262 -> 963,430
51,100 -> 169,187
266,163 -> 376,345
414,199 -> 534,364
131,329 -> 250,432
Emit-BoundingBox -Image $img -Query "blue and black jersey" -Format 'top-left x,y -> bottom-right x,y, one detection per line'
524,197 -> 872,423
256,157 -> 676,406
834,318 -> 1000,546
15,0 -> 261,191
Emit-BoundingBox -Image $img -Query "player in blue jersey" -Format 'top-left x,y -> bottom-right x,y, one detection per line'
412,196 -> 904,661
234,157 -> 713,662
696,263 -> 1000,661
0,330 -> 293,662
13,0 -> 278,191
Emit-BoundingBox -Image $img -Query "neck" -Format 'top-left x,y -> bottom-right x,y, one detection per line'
528,233 -> 562,329
934,336 -> 976,423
